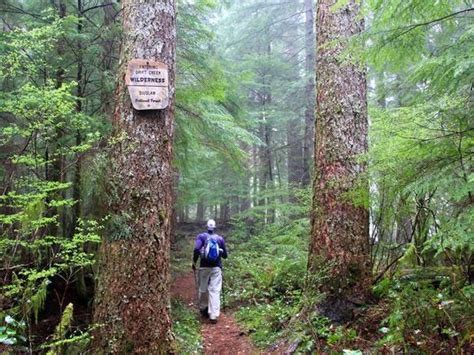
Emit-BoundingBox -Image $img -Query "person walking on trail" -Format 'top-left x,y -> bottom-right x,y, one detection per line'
192,219 -> 227,324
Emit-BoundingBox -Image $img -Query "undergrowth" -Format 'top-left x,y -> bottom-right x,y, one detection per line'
171,300 -> 202,354
225,188 -> 473,353
224,189 -> 313,349
375,276 -> 473,353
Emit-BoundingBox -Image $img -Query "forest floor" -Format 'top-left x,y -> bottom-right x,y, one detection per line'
171,271 -> 257,354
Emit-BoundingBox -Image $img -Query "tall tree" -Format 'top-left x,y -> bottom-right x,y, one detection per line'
302,0 -> 315,186
93,0 -> 176,352
307,0 -> 370,322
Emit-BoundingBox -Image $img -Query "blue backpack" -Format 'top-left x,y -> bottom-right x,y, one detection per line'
203,235 -> 220,262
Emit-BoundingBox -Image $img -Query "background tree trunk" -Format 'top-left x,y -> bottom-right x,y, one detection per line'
196,198 -> 205,222
93,0 -> 176,352
287,118 -> 304,188
307,0 -> 370,323
302,0 -> 315,187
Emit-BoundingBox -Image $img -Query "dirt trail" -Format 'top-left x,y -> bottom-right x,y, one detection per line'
171,271 -> 258,355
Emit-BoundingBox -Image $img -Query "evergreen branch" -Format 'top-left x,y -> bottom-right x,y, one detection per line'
385,7 -> 474,42
82,2 -> 116,14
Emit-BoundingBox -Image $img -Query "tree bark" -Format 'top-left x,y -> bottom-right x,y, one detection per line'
93,0 -> 176,352
307,0 -> 370,323
302,0 -> 315,186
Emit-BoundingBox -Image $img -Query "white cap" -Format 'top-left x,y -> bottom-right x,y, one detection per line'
207,219 -> 216,230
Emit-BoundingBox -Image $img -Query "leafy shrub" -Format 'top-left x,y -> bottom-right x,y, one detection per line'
224,195 -> 311,349
0,315 -> 27,351
378,278 -> 473,352
225,216 -> 309,305
235,299 -> 296,347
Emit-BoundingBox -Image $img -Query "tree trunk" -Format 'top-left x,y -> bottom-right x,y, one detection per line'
46,0 -> 67,238
93,0 -> 176,352
196,198 -> 205,222
302,0 -> 315,187
100,0 -> 119,116
71,0 -> 84,238
307,0 -> 370,323
177,205 -> 185,224
230,191 -> 240,217
252,144 -> 259,208
258,44 -> 274,223
287,119 -> 304,188
260,120 -> 274,223
219,200 -> 229,223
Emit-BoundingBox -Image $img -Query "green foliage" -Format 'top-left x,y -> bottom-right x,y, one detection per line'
171,300 -> 203,354
372,278 -> 392,299
0,315 -> 27,350
235,300 -> 296,347
175,0 -> 260,212
47,303 -> 74,354
377,279 -> 473,352
105,213 -> 133,241
1,218 -> 101,322
225,193 -> 311,348
226,188 -> 365,352
0,5 -> 107,351
362,3 -> 474,352
363,0 -> 473,290
42,303 -> 91,355
0,14 -> 69,79
226,216 -> 309,305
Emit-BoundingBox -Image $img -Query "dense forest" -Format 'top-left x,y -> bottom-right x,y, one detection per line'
0,0 -> 472,353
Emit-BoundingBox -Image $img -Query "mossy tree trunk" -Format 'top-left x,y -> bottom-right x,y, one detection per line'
307,0 -> 370,322
93,0 -> 176,352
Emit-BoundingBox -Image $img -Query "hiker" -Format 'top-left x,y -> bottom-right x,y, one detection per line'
192,219 -> 228,324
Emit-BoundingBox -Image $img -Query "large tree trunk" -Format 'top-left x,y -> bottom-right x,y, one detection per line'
302,0 -> 315,186
93,0 -> 176,352
307,0 -> 370,323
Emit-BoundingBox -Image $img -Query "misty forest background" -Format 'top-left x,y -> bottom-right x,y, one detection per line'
0,0 -> 473,354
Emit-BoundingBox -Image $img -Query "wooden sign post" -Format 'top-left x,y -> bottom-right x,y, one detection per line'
125,59 -> 169,110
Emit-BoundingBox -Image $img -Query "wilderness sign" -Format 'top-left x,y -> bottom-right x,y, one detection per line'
125,59 -> 169,110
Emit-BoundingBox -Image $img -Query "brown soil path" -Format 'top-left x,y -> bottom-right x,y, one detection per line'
171,271 -> 258,355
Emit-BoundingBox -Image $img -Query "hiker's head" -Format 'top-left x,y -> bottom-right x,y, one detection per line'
207,219 -> 216,232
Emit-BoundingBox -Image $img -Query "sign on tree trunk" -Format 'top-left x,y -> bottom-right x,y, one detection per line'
125,59 -> 169,110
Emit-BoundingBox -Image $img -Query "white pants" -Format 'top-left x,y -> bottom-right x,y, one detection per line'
198,267 -> 222,320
